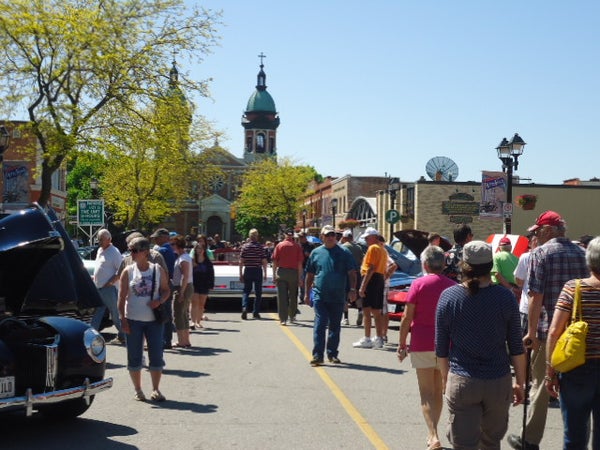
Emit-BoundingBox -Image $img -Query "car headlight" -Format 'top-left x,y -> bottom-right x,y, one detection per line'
84,328 -> 107,363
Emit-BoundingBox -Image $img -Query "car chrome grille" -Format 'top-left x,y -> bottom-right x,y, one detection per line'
15,335 -> 59,393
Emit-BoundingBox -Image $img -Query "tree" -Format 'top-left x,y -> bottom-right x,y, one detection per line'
0,0 -> 220,205
234,159 -> 316,240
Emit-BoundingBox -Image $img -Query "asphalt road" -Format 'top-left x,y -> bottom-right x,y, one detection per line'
2,303 -> 565,450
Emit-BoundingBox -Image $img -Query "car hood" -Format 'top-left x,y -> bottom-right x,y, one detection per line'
0,204 -> 103,316
393,229 -> 452,259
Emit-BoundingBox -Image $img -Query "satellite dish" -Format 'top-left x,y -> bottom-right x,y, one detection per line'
426,156 -> 459,182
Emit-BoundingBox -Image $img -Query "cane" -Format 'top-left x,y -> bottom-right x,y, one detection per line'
522,339 -> 533,446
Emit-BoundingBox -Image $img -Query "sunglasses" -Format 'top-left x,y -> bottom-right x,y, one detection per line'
129,248 -> 144,254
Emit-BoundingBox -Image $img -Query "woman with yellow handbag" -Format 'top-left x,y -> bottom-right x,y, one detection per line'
546,236 -> 600,450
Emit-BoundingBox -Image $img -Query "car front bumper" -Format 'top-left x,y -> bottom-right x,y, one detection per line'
0,377 -> 113,416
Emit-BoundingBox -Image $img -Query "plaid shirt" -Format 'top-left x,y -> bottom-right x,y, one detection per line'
528,237 -> 588,340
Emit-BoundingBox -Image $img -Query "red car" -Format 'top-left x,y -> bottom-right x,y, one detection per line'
386,229 -> 452,321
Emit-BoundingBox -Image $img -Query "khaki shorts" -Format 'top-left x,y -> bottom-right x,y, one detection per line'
410,351 -> 439,369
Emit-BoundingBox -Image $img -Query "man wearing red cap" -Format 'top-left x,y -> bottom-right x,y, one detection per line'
508,211 -> 588,450
491,236 -> 519,294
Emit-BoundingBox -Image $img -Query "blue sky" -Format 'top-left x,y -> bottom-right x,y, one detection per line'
187,1 -> 600,184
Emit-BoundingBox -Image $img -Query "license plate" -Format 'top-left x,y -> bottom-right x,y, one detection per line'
0,376 -> 15,399
230,281 -> 244,290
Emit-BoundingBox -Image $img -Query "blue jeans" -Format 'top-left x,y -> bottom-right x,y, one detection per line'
242,267 -> 263,314
125,319 -> 165,372
312,300 -> 345,359
559,359 -> 600,450
98,286 -> 123,340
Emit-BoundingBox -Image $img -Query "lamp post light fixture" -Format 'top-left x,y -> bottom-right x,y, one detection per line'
0,126 -> 10,212
331,198 -> 338,228
302,208 -> 307,232
388,177 -> 401,241
90,177 -> 99,197
496,133 -> 526,234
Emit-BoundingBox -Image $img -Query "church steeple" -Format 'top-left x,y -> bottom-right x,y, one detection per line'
256,52 -> 267,91
169,60 -> 179,87
241,53 -> 280,164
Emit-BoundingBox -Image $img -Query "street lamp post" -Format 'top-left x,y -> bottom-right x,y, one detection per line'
388,177 -> 400,241
0,126 -> 11,212
496,133 -> 526,234
302,208 -> 307,232
331,198 -> 338,228
90,177 -> 99,198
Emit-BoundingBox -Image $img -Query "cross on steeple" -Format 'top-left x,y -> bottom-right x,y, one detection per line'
258,52 -> 266,67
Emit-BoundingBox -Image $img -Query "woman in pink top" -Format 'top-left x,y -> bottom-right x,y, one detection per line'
398,245 -> 455,450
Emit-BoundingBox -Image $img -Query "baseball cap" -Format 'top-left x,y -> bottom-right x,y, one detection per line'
342,229 -> 353,238
284,228 -> 294,235
360,227 -> 379,239
498,236 -> 512,246
321,225 -> 336,236
150,228 -> 170,238
463,241 -> 493,265
527,210 -> 564,233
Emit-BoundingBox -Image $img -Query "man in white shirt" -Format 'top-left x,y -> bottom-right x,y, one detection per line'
513,235 -> 538,335
94,229 -> 124,343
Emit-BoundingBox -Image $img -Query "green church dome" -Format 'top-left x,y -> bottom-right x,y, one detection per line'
246,90 -> 276,113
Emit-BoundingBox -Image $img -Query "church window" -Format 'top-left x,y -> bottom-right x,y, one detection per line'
256,133 -> 265,153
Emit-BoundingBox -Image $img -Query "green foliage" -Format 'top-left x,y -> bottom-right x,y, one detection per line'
234,158 -> 314,240
0,0 -> 221,205
66,152 -> 106,217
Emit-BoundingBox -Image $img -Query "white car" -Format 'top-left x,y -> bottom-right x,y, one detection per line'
82,258 -> 96,277
211,263 -> 276,298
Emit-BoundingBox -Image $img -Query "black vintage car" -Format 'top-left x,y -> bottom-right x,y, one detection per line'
0,204 -> 112,418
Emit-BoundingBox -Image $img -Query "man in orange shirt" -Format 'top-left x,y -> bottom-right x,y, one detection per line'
272,229 -> 304,325
354,227 -> 389,349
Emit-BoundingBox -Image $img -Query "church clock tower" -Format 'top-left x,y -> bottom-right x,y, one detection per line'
242,53 -> 280,164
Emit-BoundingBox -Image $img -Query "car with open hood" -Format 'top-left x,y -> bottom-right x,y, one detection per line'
0,204 -> 112,418
385,229 -> 453,321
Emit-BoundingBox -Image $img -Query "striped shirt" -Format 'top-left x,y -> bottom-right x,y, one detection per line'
240,241 -> 267,268
556,279 -> 600,359
528,237 -> 588,340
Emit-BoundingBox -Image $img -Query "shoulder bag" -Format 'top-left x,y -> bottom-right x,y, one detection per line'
151,265 -> 170,324
551,279 -> 588,372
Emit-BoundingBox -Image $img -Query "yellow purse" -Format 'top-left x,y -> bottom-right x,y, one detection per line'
551,279 -> 588,373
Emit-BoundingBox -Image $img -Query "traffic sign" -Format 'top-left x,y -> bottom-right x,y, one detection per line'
503,202 -> 513,218
77,199 -> 105,226
385,209 -> 400,224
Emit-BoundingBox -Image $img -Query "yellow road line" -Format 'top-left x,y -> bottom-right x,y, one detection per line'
272,313 -> 389,450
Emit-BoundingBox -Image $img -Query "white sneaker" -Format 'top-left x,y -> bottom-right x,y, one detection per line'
353,337 -> 372,348
372,337 -> 384,349
341,318 -> 349,326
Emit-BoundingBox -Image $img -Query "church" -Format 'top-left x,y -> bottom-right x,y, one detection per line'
165,54 -> 280,243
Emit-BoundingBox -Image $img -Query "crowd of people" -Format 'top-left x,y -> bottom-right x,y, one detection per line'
90,211 -> 600,449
